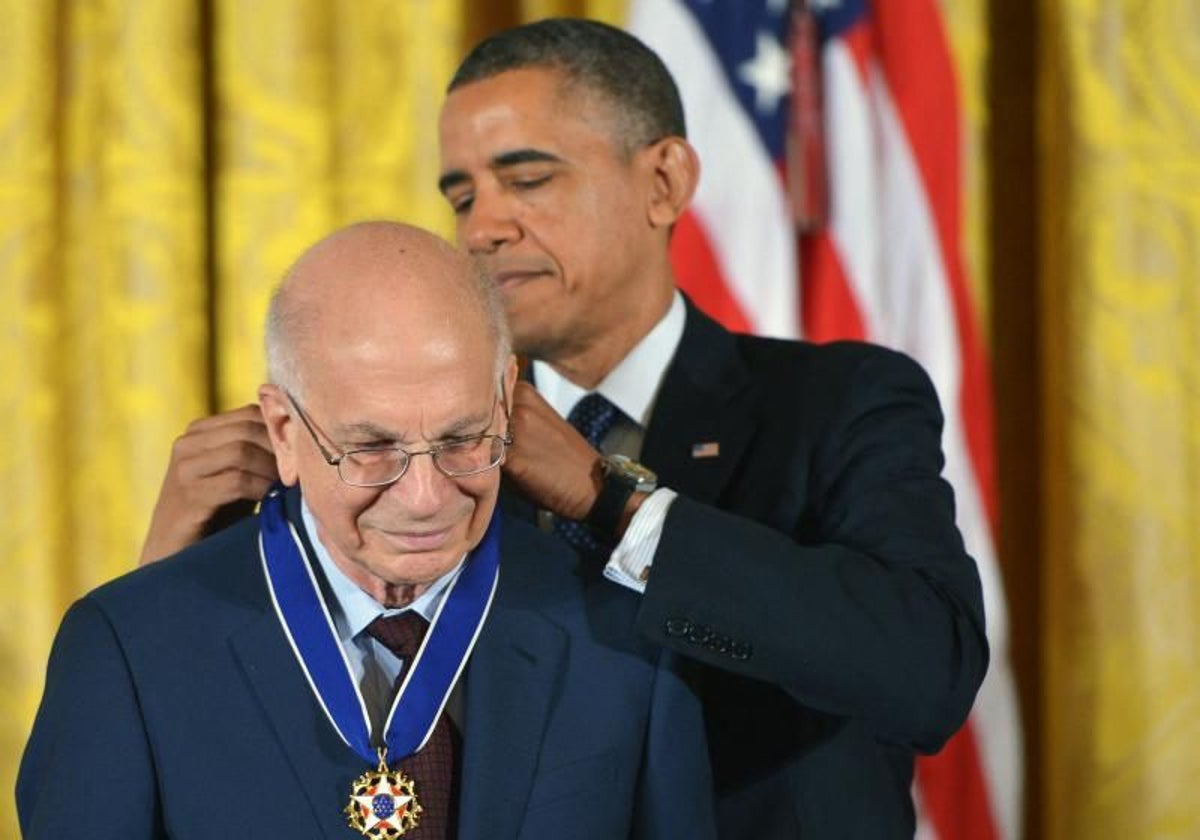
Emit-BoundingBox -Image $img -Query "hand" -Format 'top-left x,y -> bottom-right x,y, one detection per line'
501,382 -> 602,521
138,404 -> 279,565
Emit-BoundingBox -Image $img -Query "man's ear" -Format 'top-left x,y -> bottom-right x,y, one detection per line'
258,384 -> 300,486
644,137 -> 700,229
501,354 -> 519,407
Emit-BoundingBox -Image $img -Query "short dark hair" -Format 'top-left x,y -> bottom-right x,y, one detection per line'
449,18 -> 686,154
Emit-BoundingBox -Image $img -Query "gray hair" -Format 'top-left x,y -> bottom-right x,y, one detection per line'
264,282 -> 308,397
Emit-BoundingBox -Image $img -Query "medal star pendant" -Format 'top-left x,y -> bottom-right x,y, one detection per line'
345,751 -> 422,838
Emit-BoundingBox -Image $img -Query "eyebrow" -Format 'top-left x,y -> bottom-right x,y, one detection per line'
437,148 -> 565,195
338,410 -> 494,446
339,421 -> 399,442
437,410 -> 495,440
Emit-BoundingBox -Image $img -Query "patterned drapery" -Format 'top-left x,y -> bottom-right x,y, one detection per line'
1040,1 -> 1200,836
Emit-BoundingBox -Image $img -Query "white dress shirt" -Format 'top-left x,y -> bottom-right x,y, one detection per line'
532,291 -> 686,594
301,500 -> 463,739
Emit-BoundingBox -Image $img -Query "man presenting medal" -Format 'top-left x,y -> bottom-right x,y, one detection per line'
121,18 -> 987,838
17,221 -> 718,839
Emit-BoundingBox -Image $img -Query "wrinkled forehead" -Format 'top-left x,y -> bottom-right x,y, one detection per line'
297,338 -> 502,444
300,282 -> 497,386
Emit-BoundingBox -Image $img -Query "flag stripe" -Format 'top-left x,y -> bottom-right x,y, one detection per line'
671,210 -> 755,333
873,0 -> 998,527
630,0 -> 799,338
916,721 -> 999,840
868,5 -> 1019,837
800,230 -> 867,341
812,4 -> 1018,838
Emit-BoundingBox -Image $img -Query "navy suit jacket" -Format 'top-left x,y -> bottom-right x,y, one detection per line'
510,303 -> 990,837
17,491 -> 717,839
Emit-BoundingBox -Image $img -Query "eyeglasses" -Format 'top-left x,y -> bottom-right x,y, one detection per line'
286,391 -> 513,488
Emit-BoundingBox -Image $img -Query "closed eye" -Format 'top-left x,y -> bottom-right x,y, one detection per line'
346,440 -> 399,452
447,192 -> 474,215
438,431 -> 491,449
511,174 -> 552,191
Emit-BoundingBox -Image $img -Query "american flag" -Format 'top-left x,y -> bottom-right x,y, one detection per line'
628,1 -> 1022,837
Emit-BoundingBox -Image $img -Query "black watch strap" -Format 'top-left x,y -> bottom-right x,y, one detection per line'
583,467 -> 638,540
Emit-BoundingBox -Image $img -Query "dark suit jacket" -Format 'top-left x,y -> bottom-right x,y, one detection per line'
17,491 -> 717,839
515,303 -> 989,838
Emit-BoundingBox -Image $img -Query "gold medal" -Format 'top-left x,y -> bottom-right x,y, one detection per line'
345,748 -> 422,838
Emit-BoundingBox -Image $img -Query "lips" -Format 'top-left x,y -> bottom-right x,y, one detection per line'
488,266 -> 552,291
375,526 -> 454,553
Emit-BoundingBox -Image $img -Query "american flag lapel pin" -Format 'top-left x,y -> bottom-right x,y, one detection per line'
691,441 -> 720,459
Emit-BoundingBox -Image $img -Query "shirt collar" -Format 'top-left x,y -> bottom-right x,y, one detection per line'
533,291 -> 686,425
300,497 -> 463,643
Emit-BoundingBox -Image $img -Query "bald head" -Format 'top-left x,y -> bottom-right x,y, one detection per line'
265,221 -> 509,398
258,221 -> 517,603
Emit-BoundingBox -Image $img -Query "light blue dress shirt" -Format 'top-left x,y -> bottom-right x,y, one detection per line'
300,500 -> 462,740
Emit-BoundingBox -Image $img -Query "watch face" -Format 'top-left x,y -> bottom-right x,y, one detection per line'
606,455 -> 658,492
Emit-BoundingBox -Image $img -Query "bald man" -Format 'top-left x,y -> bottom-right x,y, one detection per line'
18,222 -> 717,840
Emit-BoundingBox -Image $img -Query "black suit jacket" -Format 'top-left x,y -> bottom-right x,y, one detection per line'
522,303 -> 989,838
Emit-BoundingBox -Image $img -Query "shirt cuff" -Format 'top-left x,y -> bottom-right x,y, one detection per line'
602,488 -> 677,594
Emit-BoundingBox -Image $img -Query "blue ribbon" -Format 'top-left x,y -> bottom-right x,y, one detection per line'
259,487 -> 501,764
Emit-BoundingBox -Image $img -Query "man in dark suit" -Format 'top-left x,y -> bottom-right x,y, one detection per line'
18,221 -> 717,839
136,19 -> 989,838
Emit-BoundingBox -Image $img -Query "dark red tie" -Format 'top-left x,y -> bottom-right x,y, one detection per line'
366,612 -> 460,839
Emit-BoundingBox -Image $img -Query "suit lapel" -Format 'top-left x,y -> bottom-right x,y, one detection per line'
456,591 -> 568,838
229,612 -> 365,839
227,487 -> 383,838
642,301 -> 759,504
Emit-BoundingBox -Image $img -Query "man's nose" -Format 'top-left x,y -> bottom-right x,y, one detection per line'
460,189 -> 521,255
386,452 -> 454,517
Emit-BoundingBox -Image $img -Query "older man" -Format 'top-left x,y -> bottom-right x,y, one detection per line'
137,18 -> 988,839
18,222 -> 716,840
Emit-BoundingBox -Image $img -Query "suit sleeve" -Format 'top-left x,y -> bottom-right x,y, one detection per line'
634,348 -> 989,753
17,597 -> 163,838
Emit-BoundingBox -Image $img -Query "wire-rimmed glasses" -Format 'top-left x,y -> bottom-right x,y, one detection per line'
286,391 -> 512,488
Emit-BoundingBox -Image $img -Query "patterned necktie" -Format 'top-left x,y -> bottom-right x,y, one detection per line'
365,612 -> 459,839
555,393 -> 626,554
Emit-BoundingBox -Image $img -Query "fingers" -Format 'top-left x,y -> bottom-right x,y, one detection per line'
201,467 -> 277,506
170,404 -> 275,482
507,382 -> 578,448
139,405 -> 278,565
171,428 -> 278,482
509,381 -> 556,418
501,385 -> 603,521
183,403 -> 266,433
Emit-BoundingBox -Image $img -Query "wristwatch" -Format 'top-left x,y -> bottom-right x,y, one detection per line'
584,454 -> 658,539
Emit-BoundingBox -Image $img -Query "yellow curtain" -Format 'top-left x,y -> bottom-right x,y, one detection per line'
0,3 -> 207,835
520,0 -> 623,23
940,0 -> 990,330
1041,1 -> 1200,837
214,0 -> 463,405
